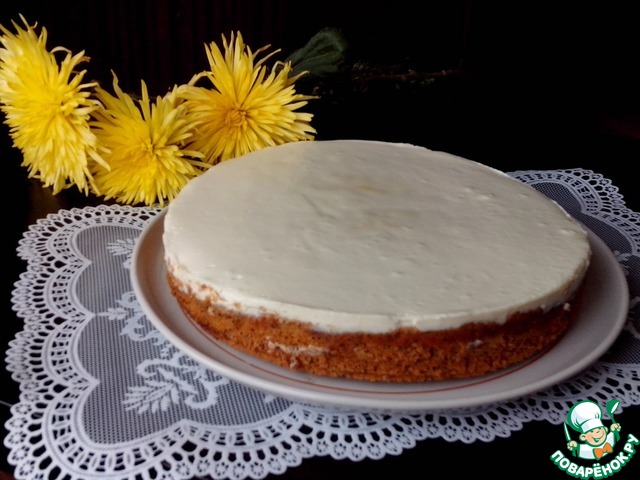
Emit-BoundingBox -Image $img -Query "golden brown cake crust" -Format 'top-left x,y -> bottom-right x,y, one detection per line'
167,273 -> 582,382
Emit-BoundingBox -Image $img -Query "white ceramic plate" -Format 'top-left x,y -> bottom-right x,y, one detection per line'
131,210 -> 629,412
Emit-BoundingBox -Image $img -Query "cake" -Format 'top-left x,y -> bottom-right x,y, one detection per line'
162,140 -> 591,382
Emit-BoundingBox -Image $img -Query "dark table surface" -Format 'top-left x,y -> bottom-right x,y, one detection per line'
3,2 -> 640,478
3,103 -> 640,479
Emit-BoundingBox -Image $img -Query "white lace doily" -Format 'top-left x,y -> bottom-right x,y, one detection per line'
6,169 -> 640,480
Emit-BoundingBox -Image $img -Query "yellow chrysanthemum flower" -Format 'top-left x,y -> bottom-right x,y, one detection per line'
0,16 -> 106,194
90,74 -> 208,206
179,31 -> 316,164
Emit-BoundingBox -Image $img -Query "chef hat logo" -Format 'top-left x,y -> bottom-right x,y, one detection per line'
568,400 -> 604,434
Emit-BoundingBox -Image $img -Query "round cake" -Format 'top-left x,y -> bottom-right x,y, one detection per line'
163,140 -> 592,382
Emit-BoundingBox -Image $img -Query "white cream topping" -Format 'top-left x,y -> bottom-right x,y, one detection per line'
163,140 -> 591,333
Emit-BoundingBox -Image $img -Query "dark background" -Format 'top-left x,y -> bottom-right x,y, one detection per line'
2,1 -> 640,479
2,1 -> 640,169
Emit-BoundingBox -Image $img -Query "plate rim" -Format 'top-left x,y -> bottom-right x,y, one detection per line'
131,210 -> 629,412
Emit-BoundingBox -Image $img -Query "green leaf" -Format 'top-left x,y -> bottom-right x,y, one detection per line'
286,27 -> 349,78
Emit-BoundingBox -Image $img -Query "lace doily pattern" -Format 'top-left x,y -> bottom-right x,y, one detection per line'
6,170 -> 640,480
